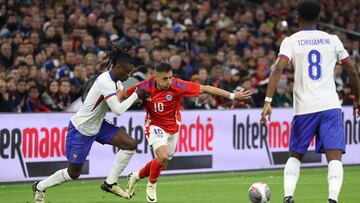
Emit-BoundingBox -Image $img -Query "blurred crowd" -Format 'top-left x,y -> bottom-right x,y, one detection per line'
0,0 -> 359,112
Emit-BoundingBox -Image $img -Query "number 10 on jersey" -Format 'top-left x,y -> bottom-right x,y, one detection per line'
154,102 -> 164,112
308,49 -> 321,80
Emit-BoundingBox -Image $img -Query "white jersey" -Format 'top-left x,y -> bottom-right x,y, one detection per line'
278,29 -> 349,115
71,71 -> 123,136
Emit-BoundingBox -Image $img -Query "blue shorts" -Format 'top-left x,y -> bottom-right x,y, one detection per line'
290,109 -> 345,154
66,120 -> 119,164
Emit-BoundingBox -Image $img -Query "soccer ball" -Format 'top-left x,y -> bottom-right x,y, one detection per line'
248,182 -> 271,203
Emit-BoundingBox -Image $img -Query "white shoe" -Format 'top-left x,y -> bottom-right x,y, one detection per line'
101,181 -> 129,199
126,172 -> 139,198
32,181 -> 45,203
146,182 -> 157,203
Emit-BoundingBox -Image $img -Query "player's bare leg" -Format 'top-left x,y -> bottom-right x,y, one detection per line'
144,145 -> 168,203
101,130 -> 137,199
325,150 -> 343,203
283,151 -> 304,203
33,163 -> 81,203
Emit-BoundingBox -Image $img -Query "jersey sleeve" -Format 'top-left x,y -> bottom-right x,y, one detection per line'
98,78 -> 117,100
125,85 -> 137,97
278,37 -> 293,63
176,79 -> 201,97
125,79 -> 152,97
334,35 -> 350,63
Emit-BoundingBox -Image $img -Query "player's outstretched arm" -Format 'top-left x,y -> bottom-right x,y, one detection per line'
260,57 -> 288,124
199,85 -> 251,100
106,92 -> 139,116
342,61 -> 360,116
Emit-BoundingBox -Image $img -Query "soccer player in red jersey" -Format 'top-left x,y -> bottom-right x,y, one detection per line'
121,62 -> 251,202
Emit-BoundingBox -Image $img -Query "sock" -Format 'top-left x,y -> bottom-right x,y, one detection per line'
105,150 -> 135,184
37,168 -> 72,191
328,160 -> 343,202
284,157 -> 301,197
149,159 -> 163,184
139,160 -> 152,179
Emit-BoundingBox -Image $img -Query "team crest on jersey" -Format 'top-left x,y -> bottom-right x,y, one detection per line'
166,94 -> 173,101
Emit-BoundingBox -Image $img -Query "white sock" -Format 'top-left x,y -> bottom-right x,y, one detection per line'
133,171 -> 140,180
37,168 -> 72,191
105,150 -> 135,184
284,157 -> 301,197
328,160 -> 343,202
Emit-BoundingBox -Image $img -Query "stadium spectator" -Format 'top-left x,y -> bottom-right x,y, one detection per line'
0,42 -> 13,69
25,86 -> 51,112
41,79 -> 61,111
57,78 -> 72,110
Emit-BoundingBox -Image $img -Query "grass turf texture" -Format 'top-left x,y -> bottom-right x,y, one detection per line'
1,166 -> 359,203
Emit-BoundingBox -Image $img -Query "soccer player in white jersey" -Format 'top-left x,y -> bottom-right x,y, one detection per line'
32,44 -> 147,203
261,1 -> 360,203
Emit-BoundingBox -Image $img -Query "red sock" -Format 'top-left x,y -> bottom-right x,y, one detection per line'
149,159 -> 163,184
139,160 -> 152,179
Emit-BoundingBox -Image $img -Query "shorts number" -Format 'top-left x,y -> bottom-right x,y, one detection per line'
308,50 -> 321,80
154,102 -> 164,112
154,128 -> 163,137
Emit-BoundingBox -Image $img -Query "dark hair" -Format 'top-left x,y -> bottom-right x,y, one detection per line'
59,78 -> 70,86
297,0 -> 321,21
16,62 -> 29,69
103,42 -> 134,70
17,78 -> 26,84
155,62 -> 171,73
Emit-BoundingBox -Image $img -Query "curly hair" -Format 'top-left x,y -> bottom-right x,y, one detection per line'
102,42 -> 134,70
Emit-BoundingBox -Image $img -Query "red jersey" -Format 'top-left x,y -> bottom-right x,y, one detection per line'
126,77 -> 200,135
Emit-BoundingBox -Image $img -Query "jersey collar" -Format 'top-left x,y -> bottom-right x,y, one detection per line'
108,70 -> 117,82
302,28 -> 317,31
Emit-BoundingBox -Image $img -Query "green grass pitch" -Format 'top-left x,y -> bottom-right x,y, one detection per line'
1,166 -> 359,203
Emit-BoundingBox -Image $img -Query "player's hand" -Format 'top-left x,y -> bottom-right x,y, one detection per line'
234,89 -> 252,100
261,102 -> 272,124
136,89 -> 149,100
116,90 -> 127,102
353,99 -> 360,117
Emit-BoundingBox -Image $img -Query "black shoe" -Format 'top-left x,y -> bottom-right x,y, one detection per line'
32,181 -> 45,202
284,196 -> 294,203
328,199 -> 337,203
100,181 -> 129,199
32,181 -> 45,193
100,181 -> 115,193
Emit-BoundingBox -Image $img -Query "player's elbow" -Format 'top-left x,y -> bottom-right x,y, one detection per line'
200,85 -> 211,93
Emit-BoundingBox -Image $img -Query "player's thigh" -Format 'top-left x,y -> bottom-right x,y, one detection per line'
66,121 -> 95,165
167,133 -> 179,160
96,120 -> 137,150
289,112 -> 320,155
318,109 -> 345,154
147,125 -> 169,158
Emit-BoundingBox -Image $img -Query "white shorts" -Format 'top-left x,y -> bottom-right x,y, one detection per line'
147,125 -> 179,160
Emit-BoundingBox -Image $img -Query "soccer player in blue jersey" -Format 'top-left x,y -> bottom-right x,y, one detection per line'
261,1 -> 360,203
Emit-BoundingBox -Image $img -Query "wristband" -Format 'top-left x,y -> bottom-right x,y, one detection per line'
229,93 -> 235,100
265,97 -> 272,103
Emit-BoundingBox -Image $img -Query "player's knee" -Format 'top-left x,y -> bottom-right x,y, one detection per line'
128,140 -> 137,151
68,170 -> 81,180
157,154 -> 169,165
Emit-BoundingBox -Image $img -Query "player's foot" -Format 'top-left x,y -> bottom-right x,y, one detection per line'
284,196 -> 294,203
126,172 -> 139,198
101,181 -> 129,199
32,181 -> 45,203
146,182 -> 157,203
328,199 -> 337,203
